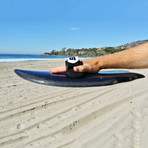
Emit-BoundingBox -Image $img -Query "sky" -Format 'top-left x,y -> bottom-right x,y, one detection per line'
0,0 -> 148,54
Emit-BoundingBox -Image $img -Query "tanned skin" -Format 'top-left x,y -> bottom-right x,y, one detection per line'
50,43 -> 148,74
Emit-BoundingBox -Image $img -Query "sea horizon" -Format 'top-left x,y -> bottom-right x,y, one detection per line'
0,53 -> 89,63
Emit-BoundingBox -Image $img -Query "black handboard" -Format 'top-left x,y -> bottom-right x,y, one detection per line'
14,69 -> 144,87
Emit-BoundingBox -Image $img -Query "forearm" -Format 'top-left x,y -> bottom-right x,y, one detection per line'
50,43 -> 148,74
84,43 -> 148,69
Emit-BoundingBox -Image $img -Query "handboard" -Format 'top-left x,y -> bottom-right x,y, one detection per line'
14,69 -> 144,87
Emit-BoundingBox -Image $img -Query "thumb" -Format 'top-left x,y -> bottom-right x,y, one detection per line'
73,65 -> 86,72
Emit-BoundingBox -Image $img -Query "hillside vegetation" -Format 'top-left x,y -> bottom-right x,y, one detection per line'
42,40 -> 148,57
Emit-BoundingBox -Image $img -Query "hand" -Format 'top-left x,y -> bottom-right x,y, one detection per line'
50,59 -> 101,74
50,66 -> 66,74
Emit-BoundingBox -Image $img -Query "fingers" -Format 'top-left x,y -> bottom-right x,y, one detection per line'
50,66 -> 66,73
50,63 -> 99,74
74,64 -> 99,73
50,65 -> 89,73
73,64 -> 92,73
74,65 -> 87,72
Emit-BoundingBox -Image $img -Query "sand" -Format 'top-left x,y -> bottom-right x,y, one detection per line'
0,60 -> 148,148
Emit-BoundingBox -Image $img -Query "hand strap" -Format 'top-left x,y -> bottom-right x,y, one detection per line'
65,56 -> 85,78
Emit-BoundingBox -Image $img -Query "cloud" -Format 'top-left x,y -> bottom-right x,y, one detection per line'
69,27 -> 80,31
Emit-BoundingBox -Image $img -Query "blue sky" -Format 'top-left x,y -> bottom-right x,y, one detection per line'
0,0 -> 148,54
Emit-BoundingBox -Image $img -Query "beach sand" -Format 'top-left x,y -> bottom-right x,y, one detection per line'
0,60 -> 148,148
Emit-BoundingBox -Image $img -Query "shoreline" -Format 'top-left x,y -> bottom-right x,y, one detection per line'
0,58 -> 66,63
0,54 -> 91,63
0,60 -> 148,148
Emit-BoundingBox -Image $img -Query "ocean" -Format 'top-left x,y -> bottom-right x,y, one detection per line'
0,54 -> 69,63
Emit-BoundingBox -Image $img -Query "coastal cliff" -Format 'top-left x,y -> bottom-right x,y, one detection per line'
41,40 -> 148,57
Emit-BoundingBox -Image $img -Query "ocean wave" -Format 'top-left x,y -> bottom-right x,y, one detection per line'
0,58 -> 66,63
0,54 -> 91,63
